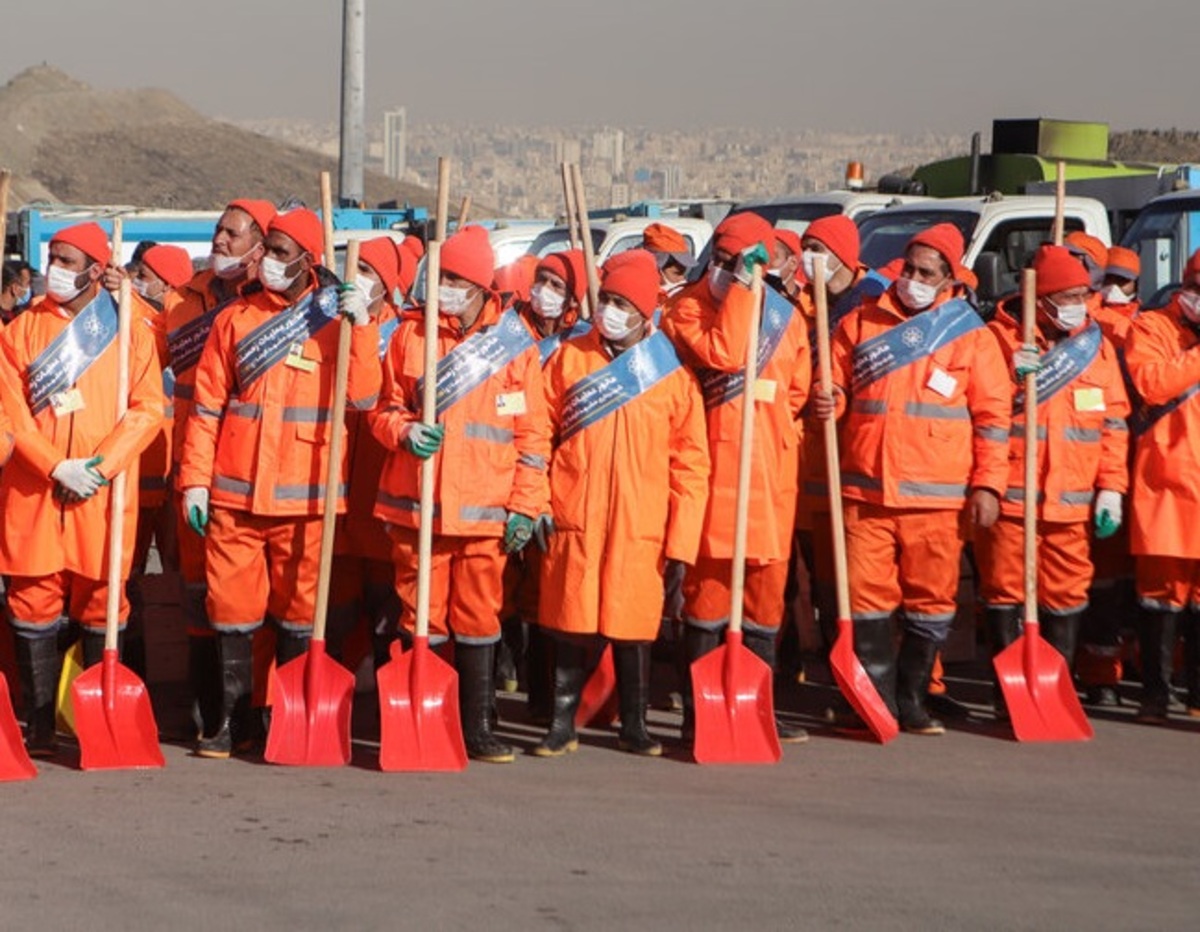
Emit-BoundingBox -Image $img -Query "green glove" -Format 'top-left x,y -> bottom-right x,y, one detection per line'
183,487 -> 209,537
1093,490 -> 1122,540
503,512 -> 536,554
405,422 -> 445,459
741,243 -> 770,272
1014,344 -> 1041,380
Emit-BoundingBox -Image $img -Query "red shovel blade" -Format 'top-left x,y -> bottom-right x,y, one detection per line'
72,650 -> 165,771
691,630 -> 781,765
994,620 -> 1093,743
377,636 -> 467,772
829,618 -> 900,744
264,639 -> 354,767
575,643 -> 618,729
0,673 -> 37,781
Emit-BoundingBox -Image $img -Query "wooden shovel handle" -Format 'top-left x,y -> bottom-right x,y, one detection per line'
105,218 -> 129,653
435,158 -> 451,244
415,242 -> 442,640
561,163 -> 580,251
729,265 -> 764,635
571,164 -> 600,319
1021,268 -> 1038,624
1052,160 -> 1066,247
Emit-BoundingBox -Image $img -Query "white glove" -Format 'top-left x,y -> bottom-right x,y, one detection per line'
338,283 -> 369,326
1094,489 -> 1122,539
51,456 -> 106,499
184,486 -> 210,536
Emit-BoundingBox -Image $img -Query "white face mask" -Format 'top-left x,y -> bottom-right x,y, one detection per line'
530,283 -> 565,320
1103,284 -> 1133,306
132,278 -> 163,302
210,245 -> 259,280
259,255 -> 302,293
661,275 -> 686,297
438,284 -> 474,317
894,276 -> 940,311
595,302 -> 640,343
1047,299 -> 1088,332
47,264 -> 91,303
1178,290 -> 1200,323
801,250 -> 841,283
707,265 -> 734,302
354,274 -> 381,308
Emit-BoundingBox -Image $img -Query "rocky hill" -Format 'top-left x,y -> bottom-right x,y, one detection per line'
1110,129 -> 1200,164
0,65 -> 436,210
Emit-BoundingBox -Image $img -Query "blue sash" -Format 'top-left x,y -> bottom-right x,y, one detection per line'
1131,383 -> 1200,437
538,321 -> 591,367
558,331 -> 682,444
167,296 -> 235,376
832,270 -> 890,332
418,309 -> 536,420
377,316 -> 400,359
699,285 -> 796,410
27,290 -> 119,415
234,286 -> 340,391
1013,322 -> 1102,413
850,298 -> 982,394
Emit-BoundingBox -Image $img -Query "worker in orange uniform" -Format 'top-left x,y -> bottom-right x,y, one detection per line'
812,223 -> 1011,735
0,222 -> 164,756
769,228 -> 803,298
642,221 -> 697,300
661,211 -> 811,747
179,208 -> 381,758
976,245 -> 1130,714
1078,244 -> 1142,706
1123,248 -> 1200,723
499,249 -> 588,711
535,249 -> 709,757
167,198 -> 275,740
370,225 -> 551,764
329,237 -> 406,671
394,237 -> 424,306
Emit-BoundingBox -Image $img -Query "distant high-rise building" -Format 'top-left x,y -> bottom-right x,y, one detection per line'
593,129 -> 625,178
610,182 -> 630,209
384,107 -> 407,179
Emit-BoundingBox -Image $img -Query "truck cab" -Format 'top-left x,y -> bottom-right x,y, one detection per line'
1118,189 -> 1200,308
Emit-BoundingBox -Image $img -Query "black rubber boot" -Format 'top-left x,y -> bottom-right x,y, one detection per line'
896,632 -> 945,736
196,632 -> 253,759
532,638 -> 586,757
679,625 -> 722,746
1135,610 -> 1177,725
985,604 -> 1022,720
853,615 -> 899,719
15,633 -> 61,758
80,629 -> 124,669
123,579 -> 148,679
456,642 -> 514,763
495,618 -> 523,694
276,629 -> 310,666
1041,610 -> 1083,671
1186,611 -> 1200,716
188,634 -> 221,740
613,641 -> 662,757
744,629 -> 809,744
526,624 -> 554,726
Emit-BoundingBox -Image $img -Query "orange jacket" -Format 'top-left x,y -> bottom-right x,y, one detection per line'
661,277 -> 810,563
179,271 -> 382,517
370,295 -> 551,537
829,289 -> 1011,508
131,290 -> 172,507
988,302 -> 1129,523
0,293 -> 165,579
1124,298 -> 1200,558
1092,295 -> 1140,351
539,328 -> 710,641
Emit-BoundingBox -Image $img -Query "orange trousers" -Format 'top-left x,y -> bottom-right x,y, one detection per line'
204,507 -> 323,634
683,556 -> 789,634
388,527 -> 505,644
7,572 -> 129,634
1136,555 -> 1200,612
175,490 -> 212,637
975,517 -> 1092,613
844,503 -> 963,641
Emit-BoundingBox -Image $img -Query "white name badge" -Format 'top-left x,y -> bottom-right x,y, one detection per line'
753,378 -> 777,403
926,367 -> 958,398
51,387 -> 86,417
1073,387 -> 1106,412
496,391 -> 527,417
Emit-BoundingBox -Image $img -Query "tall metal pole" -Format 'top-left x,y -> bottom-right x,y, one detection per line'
338,0 -> 365,207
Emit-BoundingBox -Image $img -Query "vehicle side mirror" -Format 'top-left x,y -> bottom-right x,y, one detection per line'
973,252 -> 1003,302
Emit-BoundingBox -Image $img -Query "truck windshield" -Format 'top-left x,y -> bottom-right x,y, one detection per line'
527,227 -> 606,258
1120,197 -> 1200,308
858,210 -> 979,269
732,202 -> 841,237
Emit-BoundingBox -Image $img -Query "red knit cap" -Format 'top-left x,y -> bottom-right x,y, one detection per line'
51,222 -> 112,266
774,228 -> 802,259
1065,231 -> 1108,272
536,249 -> 587,304
270,209 -> 324,262
908,223 -> 965,275
358,237 -> 400,293
440,225 -> 494,289
493,256 -> 537,304
600,249 -> 660,318
713,211 -> 776,260
1105,245 -> 1140,281
803,215 -> 860,270
401,236 -> 425,261
226,199 -> 277,238
142,244 -> 194,289
394,238 -> 422,296
1033,245 -> 1090,297
642,222 -> 689,254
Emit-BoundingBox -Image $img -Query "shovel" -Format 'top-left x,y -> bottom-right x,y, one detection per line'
574,643 -> 618,730
377,236 -> 468,772
73,219 -> 166,770
691,265 -> 781,765
994,268 -> 1093,742
265,181 -> 357,766
813,256 -> 900,744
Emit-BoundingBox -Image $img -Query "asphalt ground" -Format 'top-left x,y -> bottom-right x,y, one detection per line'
2,654 -> 1196,932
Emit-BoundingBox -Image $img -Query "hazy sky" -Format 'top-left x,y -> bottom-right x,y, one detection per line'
4,0 -> 1199,135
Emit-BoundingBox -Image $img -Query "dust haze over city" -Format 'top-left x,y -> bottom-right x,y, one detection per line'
3,0 -> 1200,215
